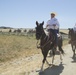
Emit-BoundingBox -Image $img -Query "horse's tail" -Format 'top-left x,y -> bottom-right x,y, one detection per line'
58,36 -> 63,47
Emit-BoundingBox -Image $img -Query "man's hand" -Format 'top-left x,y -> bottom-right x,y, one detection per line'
46,25 -> 49,27
53,24 -> 56,26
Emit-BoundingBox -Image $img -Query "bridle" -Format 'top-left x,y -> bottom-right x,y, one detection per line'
35,21 -> 54,49
36,31 -> 44,48
36,30 -> 53,49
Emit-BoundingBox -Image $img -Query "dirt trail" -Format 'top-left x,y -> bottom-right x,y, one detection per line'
0,44 -> 76,75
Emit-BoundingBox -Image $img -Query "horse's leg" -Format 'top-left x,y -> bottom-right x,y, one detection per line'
72,44 -> 75,57
58,46 -> 64,62
75,45 -> 76,53
58,46 -> 64,54
75,45 -> 76,56
52,48 -> 55,65
46,59 -> 50,66
57,37 -> 64,62
40,50 -> 48,72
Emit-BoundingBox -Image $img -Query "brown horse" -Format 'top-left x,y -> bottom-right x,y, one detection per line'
35,21 -> 64,72
68,28 -> 76,57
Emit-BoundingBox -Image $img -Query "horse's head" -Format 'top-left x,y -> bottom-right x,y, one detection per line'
68,28 -> 74,38
35,21 -> 44,40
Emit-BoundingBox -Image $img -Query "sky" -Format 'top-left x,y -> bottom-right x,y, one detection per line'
0,0 -> 76,29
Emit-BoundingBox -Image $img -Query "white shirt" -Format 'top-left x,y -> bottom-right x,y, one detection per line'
46,17 -> 60,30
73,24 -> 76,31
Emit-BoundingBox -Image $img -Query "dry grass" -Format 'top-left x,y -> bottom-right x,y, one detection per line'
0,30 -> 69,62
63,39 -> 69,46
0,34 -> 40,62
60,29 -> 69,34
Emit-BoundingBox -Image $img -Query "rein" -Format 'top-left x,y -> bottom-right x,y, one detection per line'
36,32 -> 43,48
36,33 -> 53,49
36,40 -> 40,48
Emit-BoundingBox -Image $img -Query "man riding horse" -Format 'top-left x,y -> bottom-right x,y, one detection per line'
35,20 -> 64,72
68,24 -> 76,57
46,12 -> 60,48
69,24 -> 76,44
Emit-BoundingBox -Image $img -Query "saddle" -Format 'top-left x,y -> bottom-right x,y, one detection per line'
48,32 -> 61,41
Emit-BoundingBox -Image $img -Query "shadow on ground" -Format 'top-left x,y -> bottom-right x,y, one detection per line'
71,54 -> 76,63
39,62 -> 64,75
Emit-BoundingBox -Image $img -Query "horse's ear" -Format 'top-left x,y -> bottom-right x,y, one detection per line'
42,21 -> 44,25
68,28 -> 71,30
36,21 -> 38,26
72,28 -> 73,30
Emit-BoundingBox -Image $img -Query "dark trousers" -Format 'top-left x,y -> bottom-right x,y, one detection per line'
48,29 -> 59,45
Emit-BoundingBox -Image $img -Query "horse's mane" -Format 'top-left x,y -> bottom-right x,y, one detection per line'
69,28 -> 76,42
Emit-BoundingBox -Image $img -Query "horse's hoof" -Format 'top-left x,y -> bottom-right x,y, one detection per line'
73,55 -> 75,58
51,64 -> 56,67
39,70 -> 44,74
61,58 -> 63,61
49,64 -> 52,66
60,61 -> 63,64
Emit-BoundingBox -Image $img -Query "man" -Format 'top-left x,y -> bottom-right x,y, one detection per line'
46,12 -> 60,47
73,24 -> 76,32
